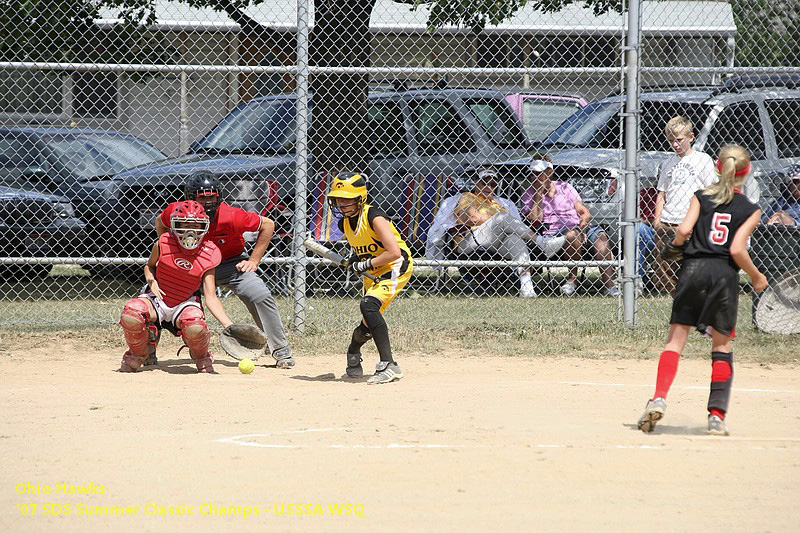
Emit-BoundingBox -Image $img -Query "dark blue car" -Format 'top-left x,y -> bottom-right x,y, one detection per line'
0,185 -> 86,280
0,126 -> 167,265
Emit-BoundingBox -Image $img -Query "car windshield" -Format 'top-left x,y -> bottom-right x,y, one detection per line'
522,100 -> 583,142
465,97 -> 528,148
543,99 -> 712,151
195,99 -> 297,155
44,133 -> 165,179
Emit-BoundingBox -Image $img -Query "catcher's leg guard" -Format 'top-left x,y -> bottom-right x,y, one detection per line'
178,306 -> 213,373
707,351 -> 733,415
119,298 -> 156,372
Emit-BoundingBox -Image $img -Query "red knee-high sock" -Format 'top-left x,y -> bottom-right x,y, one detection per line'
653,350 -> 680,399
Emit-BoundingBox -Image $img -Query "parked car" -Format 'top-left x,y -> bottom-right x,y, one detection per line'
96,87 -> 531,260
504,75 -> 800,238
0,127 -> 168,262
505,92 -> 588,143
0,186 -> 86,280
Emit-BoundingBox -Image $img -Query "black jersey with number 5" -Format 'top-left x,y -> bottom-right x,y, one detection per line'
684,189 -> 758,266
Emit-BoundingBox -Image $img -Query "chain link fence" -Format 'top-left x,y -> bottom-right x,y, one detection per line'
0,0 -> 798,334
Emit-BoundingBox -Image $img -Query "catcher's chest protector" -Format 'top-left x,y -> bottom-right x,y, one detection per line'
156,234 -> 222,307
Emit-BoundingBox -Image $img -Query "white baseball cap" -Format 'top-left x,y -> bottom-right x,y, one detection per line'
529,159 -> 553,173
476,168 -> 499,181
787,163 -> 800,181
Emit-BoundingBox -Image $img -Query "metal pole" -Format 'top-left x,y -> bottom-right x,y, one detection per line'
179,71 -> 190,155
622,0 -> 641,327
292,0 -> 311,333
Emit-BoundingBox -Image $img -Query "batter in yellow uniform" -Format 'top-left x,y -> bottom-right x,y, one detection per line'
328,172 -> 413,384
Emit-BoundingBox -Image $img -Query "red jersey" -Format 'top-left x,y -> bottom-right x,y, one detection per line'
161,202 -> 261,261
156,233 -> 222,307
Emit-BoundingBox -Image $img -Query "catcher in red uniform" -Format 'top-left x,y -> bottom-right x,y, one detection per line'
118,200 -> 234,373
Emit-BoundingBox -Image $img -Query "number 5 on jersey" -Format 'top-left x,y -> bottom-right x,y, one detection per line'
709,213 -> 732,244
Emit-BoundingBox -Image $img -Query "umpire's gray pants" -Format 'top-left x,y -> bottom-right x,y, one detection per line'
214,256 -> 289,356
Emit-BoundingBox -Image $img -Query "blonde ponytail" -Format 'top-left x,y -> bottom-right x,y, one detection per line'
703,145 -> 751,206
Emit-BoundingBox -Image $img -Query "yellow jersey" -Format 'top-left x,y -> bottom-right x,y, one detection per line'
455,192 -> 507,225
338,204 -> 412,278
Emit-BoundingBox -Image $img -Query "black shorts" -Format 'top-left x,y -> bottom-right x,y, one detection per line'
670,258 -> 739,336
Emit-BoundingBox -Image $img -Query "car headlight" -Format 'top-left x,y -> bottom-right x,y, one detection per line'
54,201 -> 76,218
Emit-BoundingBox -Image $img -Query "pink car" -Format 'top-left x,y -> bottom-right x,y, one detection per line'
505,92 -> 589,143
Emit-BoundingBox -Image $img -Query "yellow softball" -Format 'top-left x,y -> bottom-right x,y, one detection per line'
238,358 -> 255,374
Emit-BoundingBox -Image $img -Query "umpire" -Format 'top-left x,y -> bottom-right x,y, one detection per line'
154,171 -> 294,368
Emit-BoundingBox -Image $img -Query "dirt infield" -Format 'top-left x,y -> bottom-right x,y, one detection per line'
1,339 -> 798,532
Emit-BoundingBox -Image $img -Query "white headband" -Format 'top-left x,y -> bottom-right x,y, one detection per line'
477,169 -> 498,181
529,160 -> 553,173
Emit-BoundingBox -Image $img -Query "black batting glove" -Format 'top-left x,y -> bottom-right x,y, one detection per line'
660,241 -> 685,262
349,257 -> 373,274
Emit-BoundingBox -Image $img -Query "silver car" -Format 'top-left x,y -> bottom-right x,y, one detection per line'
528,75 -> 800,238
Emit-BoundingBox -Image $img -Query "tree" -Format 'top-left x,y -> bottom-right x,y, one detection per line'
0,1 -> 172,64
406,0 -> 621,32
730,0 -> 800,66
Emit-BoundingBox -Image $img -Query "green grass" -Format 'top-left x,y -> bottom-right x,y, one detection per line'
1,267 -> 797,364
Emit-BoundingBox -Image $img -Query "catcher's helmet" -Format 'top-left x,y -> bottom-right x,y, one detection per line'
185,171 -> 221,220
327,171 -> 367,214
170,200 -> 210,251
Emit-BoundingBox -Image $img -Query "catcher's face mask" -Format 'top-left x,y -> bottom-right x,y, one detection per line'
171,201 -> 210,251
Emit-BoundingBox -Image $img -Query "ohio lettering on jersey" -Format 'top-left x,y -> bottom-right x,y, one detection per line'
338,204 -> 412,278
684,189 -> 758,266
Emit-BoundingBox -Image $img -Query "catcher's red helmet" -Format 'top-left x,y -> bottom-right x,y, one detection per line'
170,200 -> 210,251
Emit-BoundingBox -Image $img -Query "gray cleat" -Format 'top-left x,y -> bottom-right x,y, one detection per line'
272,347 -> 295,369
346,353 -> 363,378
637,397 -> 667,433
707,415 -> 730,436
367,361 -> 403,384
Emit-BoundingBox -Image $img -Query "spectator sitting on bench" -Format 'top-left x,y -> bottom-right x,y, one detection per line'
762,163 -> 800,226
521,158 -> 619,297
425,167 -> 538,298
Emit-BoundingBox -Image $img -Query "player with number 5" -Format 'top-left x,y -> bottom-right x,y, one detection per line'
327,171 -> 413,384
638,145 -> 768,436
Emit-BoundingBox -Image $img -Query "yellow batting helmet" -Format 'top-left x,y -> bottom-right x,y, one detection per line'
327,171 -> 368,213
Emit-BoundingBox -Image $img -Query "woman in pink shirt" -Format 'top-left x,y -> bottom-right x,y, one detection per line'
522,158 -> 618,297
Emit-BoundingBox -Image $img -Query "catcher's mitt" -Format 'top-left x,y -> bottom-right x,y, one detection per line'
219,324 -> 268,361
660,241 -> 685,262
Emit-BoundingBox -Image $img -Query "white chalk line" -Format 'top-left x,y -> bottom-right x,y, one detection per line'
528,380 -> 800,394
216,428 -> 800,451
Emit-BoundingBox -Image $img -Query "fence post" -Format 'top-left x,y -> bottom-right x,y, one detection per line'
292,0 -> 311,333
623,0 -> 641,327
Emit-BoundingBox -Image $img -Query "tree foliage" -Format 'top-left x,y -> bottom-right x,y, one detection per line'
730,0 -> 800,66
0,0 -> 171,64
405,0 -> 622,32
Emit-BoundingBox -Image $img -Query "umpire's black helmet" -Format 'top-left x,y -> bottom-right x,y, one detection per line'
185,171 -> 221,220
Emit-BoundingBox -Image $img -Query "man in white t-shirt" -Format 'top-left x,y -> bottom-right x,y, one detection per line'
651,116 -> 716,293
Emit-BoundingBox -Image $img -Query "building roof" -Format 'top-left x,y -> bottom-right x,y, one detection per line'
97,1 -> 736,36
